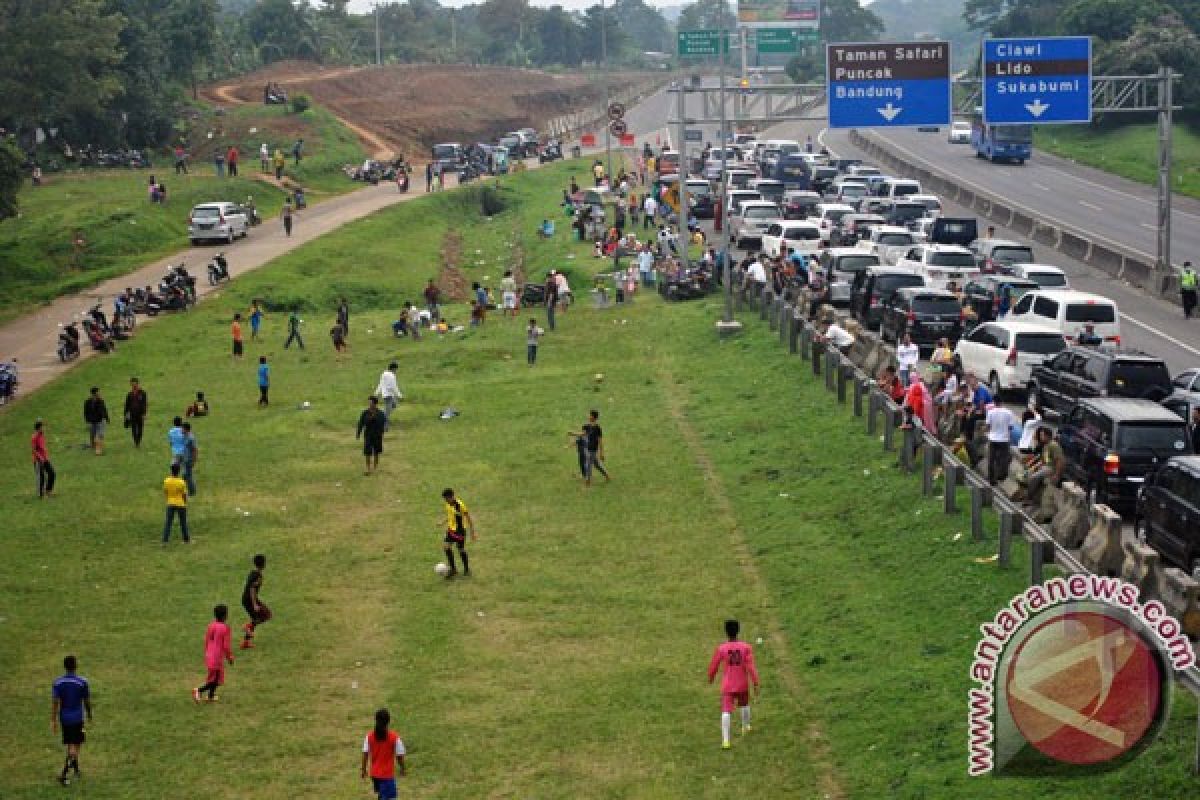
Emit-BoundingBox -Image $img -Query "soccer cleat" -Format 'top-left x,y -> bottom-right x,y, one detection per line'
721,741 -> 731,750
192,688 -> 201,704
741,724 -> 752,735
240,639 -> 254,650
207,695 -> 219,703
59,774 -> 71,786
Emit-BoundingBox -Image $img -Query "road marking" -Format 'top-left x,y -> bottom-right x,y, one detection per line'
1032,182 -> 1050,191
1119,313 -> 1200,359
1141,223 -> 1159,231
1035,161 -> 1200,223
1079,200 -> 1104,211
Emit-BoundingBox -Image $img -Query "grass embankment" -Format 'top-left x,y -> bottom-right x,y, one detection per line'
1036,122 -> 1200,199
0,104 -> 363,323
0,159 -> 1195,798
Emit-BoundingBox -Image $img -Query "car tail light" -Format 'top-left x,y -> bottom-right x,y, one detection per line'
992,295 -> 1001,311
906,310 -> 916,323
219,214 -> 226,225
870,292 -> 880,308
1106,335 -> 1120,344
1103,452 -> 1120,476
1005,348 -> 1017,366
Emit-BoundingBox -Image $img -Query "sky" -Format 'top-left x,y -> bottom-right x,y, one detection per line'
347,0 -> 686,13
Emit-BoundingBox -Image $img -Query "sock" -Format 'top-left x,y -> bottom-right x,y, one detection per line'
721,712 -> 731,744
460,550 -> 470,574
741,706 -> 751,728
70,756 -> 80,773
61,757 -> 71,778
445,550 -> 456,571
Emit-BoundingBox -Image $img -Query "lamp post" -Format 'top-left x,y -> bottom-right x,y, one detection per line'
602,0 -> 612,181
715,0 -> 742,337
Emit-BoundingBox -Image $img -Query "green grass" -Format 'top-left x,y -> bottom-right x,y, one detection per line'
0,157 -> 1196,798
0,104 -> 364,323
1036,122 -> 1200,199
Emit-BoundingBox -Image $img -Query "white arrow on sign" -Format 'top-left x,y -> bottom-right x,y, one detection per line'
877,103 -> 902,122
1025,98 -> 1050,118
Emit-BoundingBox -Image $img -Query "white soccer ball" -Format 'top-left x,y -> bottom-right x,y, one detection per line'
301,401 -> 311,409
434,562 -> 450,576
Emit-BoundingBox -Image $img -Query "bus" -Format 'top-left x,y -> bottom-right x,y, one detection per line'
970,110 -> 1032,164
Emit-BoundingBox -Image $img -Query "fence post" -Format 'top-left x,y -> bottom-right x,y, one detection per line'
789,313 -> 800,354
779,304 -> 791,344
899,424 -> 916,470
998,508 -> 1017,568
853,379 -> 866,417
969,484 -> 990,540
867,392 -> 879,435
824,351 -> 836,391
1030,538 -> 1047,585
812,340 -> 823,375
760,290 -> 771,321
944,461 -> 961,513
837,365 -> 852,404
768,297 -> 780,331
921,438 -> 939,495
883,408 -> 897,451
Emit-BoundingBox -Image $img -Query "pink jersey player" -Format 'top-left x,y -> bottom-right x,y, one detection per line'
193,604 -> 234,704
707,619 -> 759,749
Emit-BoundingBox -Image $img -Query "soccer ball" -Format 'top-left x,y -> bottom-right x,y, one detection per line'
434,562 -> 450,576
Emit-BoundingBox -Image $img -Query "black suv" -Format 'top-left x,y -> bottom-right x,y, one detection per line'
850,267 -> 926,331
879,287 -> 963,348
961,276 -> 1039,324
1058,398 -> 1193,514
1027,347 -> 1173,418
1136,456 -> 1200,573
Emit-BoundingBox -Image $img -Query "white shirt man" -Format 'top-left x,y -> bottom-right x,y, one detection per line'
985,403 -> 1016,483
638,248 -> 656,285
824,323 -> 855,352
644,195 -> 658,219
896,338 -> 920,383
375,364 -> 402,427
745,259 -> 767,287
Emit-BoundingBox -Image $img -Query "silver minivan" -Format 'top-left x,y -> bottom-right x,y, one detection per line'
188,202 -> 249,245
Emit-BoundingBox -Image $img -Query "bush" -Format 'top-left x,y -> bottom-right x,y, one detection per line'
290,94 -> 311,114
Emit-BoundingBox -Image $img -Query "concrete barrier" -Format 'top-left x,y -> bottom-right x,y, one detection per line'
1120,538 -> 1161,595
1031,220 -> 1060,249
1080,505 -> 1124,576
1090,244 -> 1124,278
1161,568 -> 1200,638
1011,212 -> 1034,236
1048,482 -> 1089,548
1059,231 -> 1091,262
1121,257 -> 1155,290
957,188 -> 975,208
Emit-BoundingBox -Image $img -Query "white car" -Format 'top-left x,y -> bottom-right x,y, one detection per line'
731,201 -> 783,249
762,221 -> 822,258
908,194 -> 942,217
188,202 -> 249,245
894,244 -> 981,289
724,189 -> 761,218
948,120 -> 972,144
953,321 -> 1068,396
1008,289 -> 1121,343
860,225 -> 920,265
1010,263 -> 1070,289
814,202 -> 856,244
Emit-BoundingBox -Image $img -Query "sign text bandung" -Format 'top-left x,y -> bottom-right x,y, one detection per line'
826,41 -> 951,129
983,36 -> 1091,124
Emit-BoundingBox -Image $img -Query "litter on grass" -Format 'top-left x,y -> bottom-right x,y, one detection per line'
440,408 -> 460,420
974,554 -> 1000,564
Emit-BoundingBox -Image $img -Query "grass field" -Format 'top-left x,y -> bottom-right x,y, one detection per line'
1036,122 -> 1200,199
0,104 -> 364,323
1,159 -> 1197,799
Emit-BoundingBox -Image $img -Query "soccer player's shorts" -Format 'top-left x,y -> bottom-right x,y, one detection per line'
721,691 -> 749,712
444,530 -> 466,546
233,340 -> 243,356
372,777 -> 398,799
61,722 -> 85,746
244,600 -> 272,625
364,434 -> 383,456
206,667 -> 225,686
503,291 -> 517,309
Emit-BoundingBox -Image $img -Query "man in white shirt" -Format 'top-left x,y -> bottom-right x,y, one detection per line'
744,258 -> 767,290
822,322 -> 855,354
638,246 -> 656,287
643,195 -> 657,229
375,362 -> 402,430
984,403 -> 1016,484
896,333 -> 920,386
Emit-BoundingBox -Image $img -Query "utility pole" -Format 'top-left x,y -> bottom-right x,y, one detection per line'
451,10 -> 457,56
374,5 -> 382,66
677,85 -> 689,272
1157,65 -> 1174,278
602,0 -> 612,181
716,0 -> 741,337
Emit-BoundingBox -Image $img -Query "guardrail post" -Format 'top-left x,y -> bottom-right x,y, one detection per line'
944,461 -> 961,514
779,304 -> 791,344
768,297 -> 780,331
837,365 -> 851,404
812,340 -> 822,375
999,509 -> 1017,568
1194,708 -> 1200,775
899,424 -> 916,470
824,351 -> 836,391
921,439 -> 939,495
1030,538 -> 1047,585
883,408 -> 897,451
789,313 -> 800,354
760,290 -> 771,321
799,325 -> 811,360
867,392 -> 879,435
853,379 -> 866,417
970,484 -> 990,540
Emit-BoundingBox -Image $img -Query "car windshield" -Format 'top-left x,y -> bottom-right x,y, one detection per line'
1064,303 -> 1116,323
995,124 -> 1033,143
825,209 -> 851,223
840,185 -> 867,197
192,207 -> 221,219
915,198 -> 941,211
929,252 -> 976,267
893,184 -> 920,196
687,183 -> 711,196
912,296 -> 961,313
880,275 -> 924,291
1110,362 -> 1171,391
785,228 -> 820,240
879,234 -> 913,246
432,145 -> 458,159
1116,423 -> 1189,454
993,246 -> 1034,263
890,206 -> 925,221
836,256 -> 879,272
1014,333 -> 1067,354
1028,271 -> 1068,288
745,207 -> 778,219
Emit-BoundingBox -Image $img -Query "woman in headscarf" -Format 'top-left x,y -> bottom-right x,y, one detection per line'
904,371 -> 936,432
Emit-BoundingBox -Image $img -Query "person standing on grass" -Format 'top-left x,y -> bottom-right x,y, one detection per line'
124,377 -> 147,447
985,402 -> 1016,484
213,148 -> 225,178
257,356 -> 270,407
440,488 -> 477,578
192,605 -> 233,703
501,270 -> 518,318
337,297 -> 350,339
182,422 -> 198,496
707,619 -> 760,751
544,271 -> 558,332
168,416 -> 187,465
249,300 -> 264,340
51,655 -> 92,786
406,302 -> 422,341
357,396 -> 387,475
83,387 -> 109,456
186,391 -> 210,418
284,311 -> 304,350
361,708 -> 407,800
282,200 -> 293,237
376,363 -> 402,429
330,321 -> 347,354
240,554 -> 271,650
571,410 -> 609,486
425,162 -> 433,192
526,318 -> 544,365
162,462 -> 190,543
231,313 -> 244,359
292,138 -> 304,165
424,280 -> 441,323
226,145 -> 239,178
259,143 -> 269,173
33,420 -> 56,497
273,148 -> 286,180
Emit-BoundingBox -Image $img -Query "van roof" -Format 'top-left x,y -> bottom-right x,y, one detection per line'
1028,289 -> 1116,306
1079,398 -> 1185,423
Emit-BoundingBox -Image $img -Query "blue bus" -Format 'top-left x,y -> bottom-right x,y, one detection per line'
971,111 -> 1032,164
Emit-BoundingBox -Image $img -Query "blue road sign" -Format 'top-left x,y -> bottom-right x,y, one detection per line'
826,41 -> 951,129
983,37 -> 1091,124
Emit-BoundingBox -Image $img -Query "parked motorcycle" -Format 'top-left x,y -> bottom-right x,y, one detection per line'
57,323 -> 81,362
207,252 -> 230,285
539,142 -> 564,163
82,318 -> 115,352
0,360 -> 17,405
245,197 -> 262,226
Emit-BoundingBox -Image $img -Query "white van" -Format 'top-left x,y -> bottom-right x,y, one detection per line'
1008,289 -> 1121,343
1010,263 -> 1070,289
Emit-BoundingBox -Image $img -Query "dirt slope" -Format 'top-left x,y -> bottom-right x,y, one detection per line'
203,62 -> 650,161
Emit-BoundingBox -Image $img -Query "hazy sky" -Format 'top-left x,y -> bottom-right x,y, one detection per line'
346,0 -> 680,12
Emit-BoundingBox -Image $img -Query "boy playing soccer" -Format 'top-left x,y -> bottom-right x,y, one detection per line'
193,605 -> 234,703
441,488 -> 477,578
707,619 -> 760,749
51,655 -> 92,786
361,708 -> 407,800
241,554 -> 271,649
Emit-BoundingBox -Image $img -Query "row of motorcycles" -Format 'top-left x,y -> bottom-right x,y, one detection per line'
55,256 -> 229,362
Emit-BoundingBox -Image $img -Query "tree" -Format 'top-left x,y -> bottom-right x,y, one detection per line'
243,0 -> 316,62
477,0 -> 532,64
164,0 -> 219,99
613,0 -> 671,55
580,4 -> 630,64
0,138 -> 23,222
536,6 -> 584,67
676,0 -> 735,34
1103,10 -> 1200,107
820,0 -> 884,42
1060,0 -> 1167,41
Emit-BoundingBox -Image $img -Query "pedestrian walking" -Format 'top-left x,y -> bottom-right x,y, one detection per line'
571,410 -> 609,486
231,313 -> 244,358
83,387 -> 109,455
375,362 -> 402,428
51,655 -> 92,786
425,162 -> 433,192
406,302 -> 422,341
707,619 -> 760,750
259,143 -> 270,173
33,420 -> 57,497
361,709 -> 407,800
291,138 -> 304,165
192,605 -> 233,702
501,270 -> 518,318
282,200 -> 293,237
240,554 -> 272,649
337,297 -> 350,338
168,416 -> 187,464
273,148 -> 286,180
249,300 -> 264,340
162,462 -> 190,543
226,145 -> 239,177
174,144 -> 188,175
356,397 -> 387,474
440,488 -> 477,578
284,311 -> 304,349
124,377 -> 147,447
985,402 -> 1016,484
1182,261 -> 1198,319
526,318 -> 544,365
423,280 -> 441,322
182,422 -> 198,496
213,149 -> 225,178
330,321 -> 347,353
544,271 -> 558,331
257,356 -> 270,407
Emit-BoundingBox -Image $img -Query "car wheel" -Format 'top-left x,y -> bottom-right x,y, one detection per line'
988,371 -> 1002,400
189,239 -> 198,246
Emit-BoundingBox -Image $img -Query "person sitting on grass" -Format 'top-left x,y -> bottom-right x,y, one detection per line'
539,219 -> 555,238
186,392 -> 210,418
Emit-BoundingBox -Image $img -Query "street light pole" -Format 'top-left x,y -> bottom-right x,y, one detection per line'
715,0 -> 741,337
375,5 -> 381,66
602,0 -> 612,181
